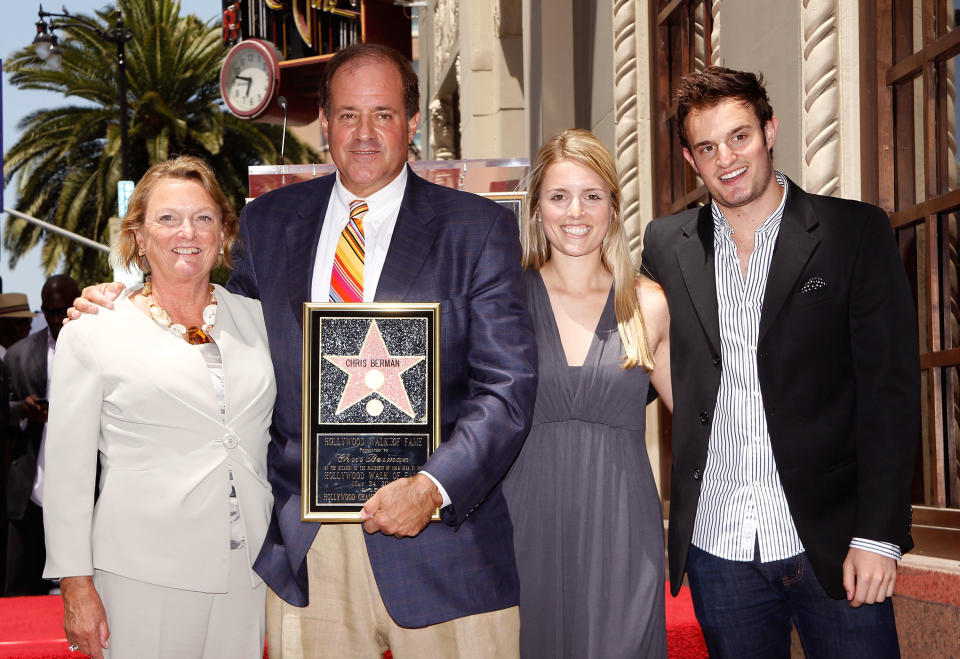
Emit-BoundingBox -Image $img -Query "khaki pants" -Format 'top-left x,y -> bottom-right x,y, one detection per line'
266,524 -> 519,658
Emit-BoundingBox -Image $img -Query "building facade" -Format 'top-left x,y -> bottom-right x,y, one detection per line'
417,1 -> 960,651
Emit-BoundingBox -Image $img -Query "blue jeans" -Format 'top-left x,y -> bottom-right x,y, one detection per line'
685,544 -> 900,659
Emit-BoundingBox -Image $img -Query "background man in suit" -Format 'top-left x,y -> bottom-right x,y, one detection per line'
5,275 -> 79,595
0,292 -> 38,595
641,67 -> 919,657
226,44 -> 535,656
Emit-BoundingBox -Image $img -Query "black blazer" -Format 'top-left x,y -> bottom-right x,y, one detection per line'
642,179 -> 920,599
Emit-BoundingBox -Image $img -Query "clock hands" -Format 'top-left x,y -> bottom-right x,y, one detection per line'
222,41 -> 280,118
235,75 -> 253,95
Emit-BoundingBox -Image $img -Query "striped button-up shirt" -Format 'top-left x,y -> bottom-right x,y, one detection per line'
691,172 -> 900,563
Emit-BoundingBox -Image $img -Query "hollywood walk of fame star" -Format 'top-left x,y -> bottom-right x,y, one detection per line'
324,320 -> 425,417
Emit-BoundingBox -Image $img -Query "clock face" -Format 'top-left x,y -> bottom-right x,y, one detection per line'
220,40 -> 279,118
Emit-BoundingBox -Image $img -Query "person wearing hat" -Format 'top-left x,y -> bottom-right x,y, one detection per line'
5,276 -> 79,595
0,293 -> 38,358
0,292 -> 38,594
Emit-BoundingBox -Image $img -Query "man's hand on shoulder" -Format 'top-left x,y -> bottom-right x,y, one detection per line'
842,547 -> 897,607
65,282 -> 125,323
361,474 -> 442,538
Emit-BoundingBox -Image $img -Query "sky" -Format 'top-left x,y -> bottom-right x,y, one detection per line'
1,1 -> 220,319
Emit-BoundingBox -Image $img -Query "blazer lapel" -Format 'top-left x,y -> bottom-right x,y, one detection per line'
375,168 -> 441,302
676,205 -> 722,356
285,175 -> 335,326
758,181 -> 820,342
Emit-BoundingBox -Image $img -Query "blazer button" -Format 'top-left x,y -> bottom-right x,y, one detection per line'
712,356 -> 721,367
699,411 -> 710,425
692,467 -> 703,480
223,433 -> 239,449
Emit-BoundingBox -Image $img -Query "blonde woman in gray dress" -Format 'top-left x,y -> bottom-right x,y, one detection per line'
503,129 -> 672,658
42,156 -> 276,658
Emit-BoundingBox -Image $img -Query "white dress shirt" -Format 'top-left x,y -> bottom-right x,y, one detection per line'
310,169 -> 407,304
309,168 -> 451,507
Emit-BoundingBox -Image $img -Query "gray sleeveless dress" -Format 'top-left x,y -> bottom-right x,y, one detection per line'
503,270 -> 666,658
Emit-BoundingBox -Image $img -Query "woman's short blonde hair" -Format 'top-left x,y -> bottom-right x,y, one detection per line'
111,156 -> 239,274
521,128 -> 654,370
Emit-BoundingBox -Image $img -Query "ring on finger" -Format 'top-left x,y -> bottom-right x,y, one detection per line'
68,643 -> 80,652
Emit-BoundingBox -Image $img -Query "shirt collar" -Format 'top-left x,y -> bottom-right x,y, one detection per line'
333,166 -> 408,217
713,170 -> 788,237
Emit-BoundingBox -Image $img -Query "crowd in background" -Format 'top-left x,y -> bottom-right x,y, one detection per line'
0,276 -> 79,597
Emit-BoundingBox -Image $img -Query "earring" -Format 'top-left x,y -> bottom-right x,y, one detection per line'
138,247 -> 144,256
536,212 -> 542,223
218,246 -> 225,256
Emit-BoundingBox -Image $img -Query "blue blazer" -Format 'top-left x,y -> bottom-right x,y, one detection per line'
229,167 -> 538,627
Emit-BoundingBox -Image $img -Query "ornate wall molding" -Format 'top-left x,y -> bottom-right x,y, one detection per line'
429,97 -> 457,159
694,2 -> 706,72
710,0 -> 724,66
800,0 -> 840,196
949,59 -> 957,189
433,0 -> 459,87
611,0 -> 642,253
609,0 -> 659,486
493,0 -> 522,38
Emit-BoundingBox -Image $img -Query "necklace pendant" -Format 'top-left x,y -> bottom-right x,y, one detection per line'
185,327 -> 211,345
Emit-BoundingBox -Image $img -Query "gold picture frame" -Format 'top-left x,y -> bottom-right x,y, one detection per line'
480,192 -> 526,225
301,302 -> 442,522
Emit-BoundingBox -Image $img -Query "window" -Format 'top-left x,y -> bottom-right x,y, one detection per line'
650,0 -> 713,502
863,0 -> 960,556
651,0 -> 713,218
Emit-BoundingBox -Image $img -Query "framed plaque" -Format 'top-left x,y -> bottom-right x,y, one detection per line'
480,191 -> 526,226
302,303 -> 441,522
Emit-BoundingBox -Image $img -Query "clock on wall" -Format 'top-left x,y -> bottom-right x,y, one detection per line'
220,39 -> 282,119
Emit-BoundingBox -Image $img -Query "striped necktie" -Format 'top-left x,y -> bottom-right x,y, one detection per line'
329,199 -> 367,303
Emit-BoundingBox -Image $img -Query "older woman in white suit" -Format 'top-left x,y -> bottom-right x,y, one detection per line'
42,156 -> 276,658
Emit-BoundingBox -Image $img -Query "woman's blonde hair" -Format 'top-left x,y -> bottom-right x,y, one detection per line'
521,128 -> 654,370
110,155 -> 239,274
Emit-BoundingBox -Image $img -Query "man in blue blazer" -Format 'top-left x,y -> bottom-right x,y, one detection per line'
228,44 -> 537,656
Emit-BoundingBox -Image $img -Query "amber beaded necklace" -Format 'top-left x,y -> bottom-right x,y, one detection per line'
142,279 -> 217,345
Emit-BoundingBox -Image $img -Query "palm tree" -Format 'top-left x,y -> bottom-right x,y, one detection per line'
3,0 -> 319,284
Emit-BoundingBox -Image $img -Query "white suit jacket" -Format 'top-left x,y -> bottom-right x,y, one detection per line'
42,285 -> 276,592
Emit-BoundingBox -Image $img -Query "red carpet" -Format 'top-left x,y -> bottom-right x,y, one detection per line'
0,585 -> 705,658
0,595 -> 80,658
665,583 -> 709,658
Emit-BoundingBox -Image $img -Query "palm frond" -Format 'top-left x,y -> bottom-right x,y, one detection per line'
3,0 -> 321,283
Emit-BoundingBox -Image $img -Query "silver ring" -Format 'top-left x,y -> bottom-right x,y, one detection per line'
68,643 -> 79,652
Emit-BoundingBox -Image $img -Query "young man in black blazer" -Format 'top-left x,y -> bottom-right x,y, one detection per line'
642,67 -> 919,657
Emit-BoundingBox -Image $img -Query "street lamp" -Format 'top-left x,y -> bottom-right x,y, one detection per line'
32,3 -> 133,179
32,20 -> 61,65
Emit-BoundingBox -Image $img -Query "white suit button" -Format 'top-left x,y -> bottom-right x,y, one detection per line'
223,433 -> 239,449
